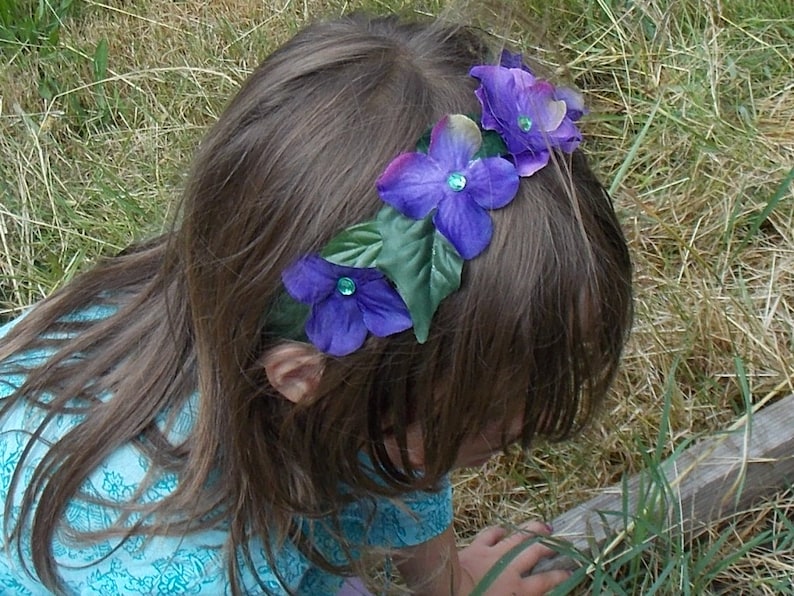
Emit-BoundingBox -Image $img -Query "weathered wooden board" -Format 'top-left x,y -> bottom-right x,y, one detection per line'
533,394 -> 794,573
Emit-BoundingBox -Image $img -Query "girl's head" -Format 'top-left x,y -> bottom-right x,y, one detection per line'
177,14 -> 632,503
1,13 -> 632,593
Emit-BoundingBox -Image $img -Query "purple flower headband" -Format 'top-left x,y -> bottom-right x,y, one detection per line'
278,52 -> 585,356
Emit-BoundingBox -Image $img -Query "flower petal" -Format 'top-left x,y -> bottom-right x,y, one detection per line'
356,278 -> 413,337
306,294 -> 368,357
513,80 -> 564,133
547,118 -> 583,152
376,153 -> 446,219
281,254 -> 336,303
554,86 -> 586,121
513,150 -> 550,177
464,157 -> 520,210
470,65 -> 524,130
538,99 -> 567,133
427,115 -> 481,169
434,196 -> 493,259
474,86 -> 500,132
499,49 -> 527,71
509,67 -> 540,92
472,67 -> 539,155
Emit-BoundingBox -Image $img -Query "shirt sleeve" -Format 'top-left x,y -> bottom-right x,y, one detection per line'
364,476 -> 453,549
294,479 -> 454,595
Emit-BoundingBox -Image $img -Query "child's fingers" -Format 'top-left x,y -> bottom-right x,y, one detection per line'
468,521 -> 559,572
509,539 -> 558,572
523,569 -> 574,593
495,521 -> 560,576
498,520 -> 552,549
471,525 -> 510,547
459,522 -> 569,594
516,520 -> 553,536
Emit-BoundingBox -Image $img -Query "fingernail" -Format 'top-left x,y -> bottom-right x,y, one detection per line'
545,522 -> 554,533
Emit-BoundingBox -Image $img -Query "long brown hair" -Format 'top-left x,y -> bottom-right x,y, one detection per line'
0,13 -> 632,594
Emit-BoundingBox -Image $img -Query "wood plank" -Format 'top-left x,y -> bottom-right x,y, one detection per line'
532,394 -> 794,573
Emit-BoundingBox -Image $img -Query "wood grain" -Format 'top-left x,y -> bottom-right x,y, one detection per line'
532,394 -> 794,573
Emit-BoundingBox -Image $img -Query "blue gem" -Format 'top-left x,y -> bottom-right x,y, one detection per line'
517,115 -> 533,132
336,277 -> 356,296
446,172 -> 467,191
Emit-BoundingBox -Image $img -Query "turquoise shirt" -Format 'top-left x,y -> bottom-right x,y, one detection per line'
0,310 -> 452,595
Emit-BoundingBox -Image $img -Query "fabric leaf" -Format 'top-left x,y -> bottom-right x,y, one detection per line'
376,206 -> 463,342
265,293 -> 310,343
321,221 -> 382,268
473,128 -> 508,159
415,129 -> 431,154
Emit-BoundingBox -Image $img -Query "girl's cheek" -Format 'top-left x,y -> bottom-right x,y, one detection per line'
382,425 -> 426,469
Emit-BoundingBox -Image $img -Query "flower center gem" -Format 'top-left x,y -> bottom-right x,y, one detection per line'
446,172 -> 467,192
517,115 -> 533,132
336,276 -> 357,296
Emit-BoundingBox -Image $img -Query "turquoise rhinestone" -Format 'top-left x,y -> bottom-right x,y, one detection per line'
446,172 -> 467,192
517,115 -> 533,132
336,277 -> 356,296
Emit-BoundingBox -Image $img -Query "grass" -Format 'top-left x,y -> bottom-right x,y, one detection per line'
1,0 -> 792,593
0,0 -> 77,46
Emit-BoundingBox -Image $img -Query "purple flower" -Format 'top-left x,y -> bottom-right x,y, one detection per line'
470,63 -> 584,176
499,49 -> 527,70
498,50 -> 586,121
376,115 -> 519,259
552,85 -> 586,121
282,255 -> 412,356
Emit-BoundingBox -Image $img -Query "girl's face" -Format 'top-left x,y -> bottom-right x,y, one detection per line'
454,415 -> 525,468
385,416 -> 524,470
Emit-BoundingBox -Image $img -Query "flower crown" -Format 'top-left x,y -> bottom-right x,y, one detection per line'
277,51 -> 585,356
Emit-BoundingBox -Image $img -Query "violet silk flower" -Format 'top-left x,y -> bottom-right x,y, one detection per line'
376,114 -> 519,260
282,255 -> 412,356
469,62 -> 584,176
497,50 -> 586,121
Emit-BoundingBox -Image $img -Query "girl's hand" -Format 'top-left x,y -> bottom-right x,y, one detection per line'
395,521 -> 570,596
457,521 -> 570,595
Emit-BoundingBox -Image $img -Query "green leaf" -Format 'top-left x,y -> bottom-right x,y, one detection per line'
465,112 -> 508,158
376,206 -> 463,342
735,166 -> 793,255
415,127 -> 431,154
93,38 -> 109,81
264,292 -> 309,343
473,128 -> 508,158
38,76 -> 57,101
321,221 -> 382,268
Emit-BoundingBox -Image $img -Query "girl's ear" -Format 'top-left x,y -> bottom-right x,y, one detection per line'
262,342 -> 325,403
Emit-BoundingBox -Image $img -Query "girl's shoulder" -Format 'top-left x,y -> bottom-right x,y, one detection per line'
0,302 -> 117,369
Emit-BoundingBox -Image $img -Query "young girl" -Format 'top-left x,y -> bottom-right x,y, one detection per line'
0,13 -> 632,596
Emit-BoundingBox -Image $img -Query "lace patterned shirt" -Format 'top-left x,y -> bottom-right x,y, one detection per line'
0,310 -> 452,595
